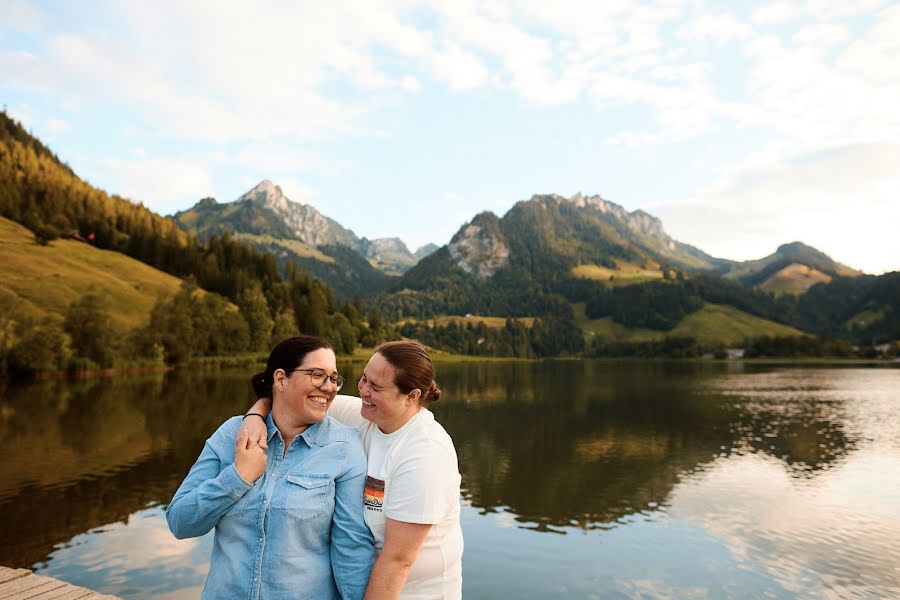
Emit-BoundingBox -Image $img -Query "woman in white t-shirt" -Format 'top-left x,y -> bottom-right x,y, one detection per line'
238,340 -> 463,600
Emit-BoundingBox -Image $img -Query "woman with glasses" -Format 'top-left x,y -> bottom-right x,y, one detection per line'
238,340 -> 463,600
166,335 -> 375,600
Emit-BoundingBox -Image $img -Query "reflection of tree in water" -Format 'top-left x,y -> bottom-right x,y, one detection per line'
432,361 -> 858,532
432,361 -> 734,531
0,369 -> 255,567
725,402 -> 854,473
0,362 -> 866,564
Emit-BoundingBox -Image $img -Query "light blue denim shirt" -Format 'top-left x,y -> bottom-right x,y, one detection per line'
166,414 -> 375,600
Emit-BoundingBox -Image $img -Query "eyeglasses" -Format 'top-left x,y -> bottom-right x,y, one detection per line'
290,368 -> 345,391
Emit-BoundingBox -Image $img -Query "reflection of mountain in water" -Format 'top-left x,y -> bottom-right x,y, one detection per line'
430,361 -> 855,531
0,361 -> 861,567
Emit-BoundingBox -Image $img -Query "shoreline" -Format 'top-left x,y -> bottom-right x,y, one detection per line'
6,353 -> 896,384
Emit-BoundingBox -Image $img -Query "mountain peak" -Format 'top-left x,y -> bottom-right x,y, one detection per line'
776,241 -> 819,256
239,179 -> 290,207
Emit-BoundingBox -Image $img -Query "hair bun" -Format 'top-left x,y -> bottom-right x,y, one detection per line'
250,372 -> 271,398
425,379 -> 442,403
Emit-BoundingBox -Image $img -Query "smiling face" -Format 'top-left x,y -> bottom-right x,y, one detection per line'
357,351 -> 421,434
274,347 -> 339,428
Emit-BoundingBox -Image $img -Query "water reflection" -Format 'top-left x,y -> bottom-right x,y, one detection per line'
0,362 -> 898,599
0,372 -> 256,566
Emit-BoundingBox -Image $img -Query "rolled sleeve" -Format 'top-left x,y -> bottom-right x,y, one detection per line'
166,417 -> 252,539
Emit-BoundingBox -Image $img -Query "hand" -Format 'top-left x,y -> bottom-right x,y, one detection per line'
234,433 -> 267,484
237,414 -> 269,451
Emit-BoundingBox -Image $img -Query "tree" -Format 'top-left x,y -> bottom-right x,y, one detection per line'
237,284 -> 274,352
7,316 -> 71,375
64,293 -> 121,368
270,310 -> 298,346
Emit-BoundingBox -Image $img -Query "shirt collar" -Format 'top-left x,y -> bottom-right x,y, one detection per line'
265,413 -> 326,447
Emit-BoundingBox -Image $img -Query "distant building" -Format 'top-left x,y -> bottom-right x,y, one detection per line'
725,348 -> 745,359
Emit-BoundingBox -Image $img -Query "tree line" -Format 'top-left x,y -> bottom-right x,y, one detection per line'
1,278 -> 392,378
398,315 -> 584,358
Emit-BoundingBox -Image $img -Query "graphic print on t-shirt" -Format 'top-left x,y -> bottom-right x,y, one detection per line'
364,475 -> 385,511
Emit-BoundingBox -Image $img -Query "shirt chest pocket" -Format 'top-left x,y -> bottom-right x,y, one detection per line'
276,473 -> 334,523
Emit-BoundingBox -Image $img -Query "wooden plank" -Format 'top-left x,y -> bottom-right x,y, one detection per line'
5,582 -> 68,600
16,585 -> 95,600
0,576 -> 64,599
0,571 -> 29,586
25,585 -> 97,600
0,569 -> 119,600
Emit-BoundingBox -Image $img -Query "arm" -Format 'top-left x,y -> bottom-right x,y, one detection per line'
237,397 -> 272,449
363,519 -> 431,600
166,419 -> 265,539
365,436 -> 461,599
331,438 -> 376,600
237,395 -> 364,450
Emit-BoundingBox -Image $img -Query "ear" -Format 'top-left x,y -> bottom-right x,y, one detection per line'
407,388 -> 422,404
274,369 -> 286,390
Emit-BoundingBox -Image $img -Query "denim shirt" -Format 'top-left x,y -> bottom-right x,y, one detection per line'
166,414 -> 375,600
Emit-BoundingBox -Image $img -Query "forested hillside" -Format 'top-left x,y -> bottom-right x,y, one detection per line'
0,112 -> 389,377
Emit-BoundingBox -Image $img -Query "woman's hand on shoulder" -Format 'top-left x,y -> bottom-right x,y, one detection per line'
236,400 -> 271,452
234,431 -> 267,484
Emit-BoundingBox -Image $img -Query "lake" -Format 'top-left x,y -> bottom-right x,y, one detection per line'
1,360 -> 898,599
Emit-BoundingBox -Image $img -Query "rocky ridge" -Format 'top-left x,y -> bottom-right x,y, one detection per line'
177,180 -> 431,275
447,212 -> 510,279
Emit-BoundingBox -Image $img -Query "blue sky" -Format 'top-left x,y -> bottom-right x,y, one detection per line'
2,0 -> 898,273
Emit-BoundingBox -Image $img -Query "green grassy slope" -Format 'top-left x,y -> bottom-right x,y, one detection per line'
0,216 -> 183,329
574,301 -> 805,346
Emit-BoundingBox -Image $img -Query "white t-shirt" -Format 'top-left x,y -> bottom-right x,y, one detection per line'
328,395 -> 464,600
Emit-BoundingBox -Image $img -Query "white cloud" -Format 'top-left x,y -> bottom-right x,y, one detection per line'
678,14 -> 754,44
793,23 -> 850,47
271,177 -> 318,208
0,0 -> 44,32
429,40 -> 492,91
401,75 -> 423,93
1,0 -> 898,273
752,2 -> 802,25
656,142 -> 900,273
99,156 -> 213,215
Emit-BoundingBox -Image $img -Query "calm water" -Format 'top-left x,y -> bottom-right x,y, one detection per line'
1,361 -> 898,599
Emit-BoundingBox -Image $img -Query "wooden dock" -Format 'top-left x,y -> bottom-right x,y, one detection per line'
0,566 -> 120,599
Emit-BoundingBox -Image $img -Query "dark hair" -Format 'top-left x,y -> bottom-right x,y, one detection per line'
250,335 -> 333,398
375,340 -> 442,406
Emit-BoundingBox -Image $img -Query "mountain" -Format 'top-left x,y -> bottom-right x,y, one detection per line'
723,241 -> 862,294
387,192 -> 731,316
363,238 -> 418,275
378,191 -> 897,348
441,193 -> 728,280
173,180 -> 431,295
176,180 -> 359,247
414,243 -> 439,259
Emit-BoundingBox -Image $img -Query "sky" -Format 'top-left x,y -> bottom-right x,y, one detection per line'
1,0 -> 898,274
